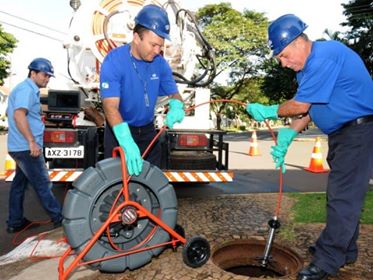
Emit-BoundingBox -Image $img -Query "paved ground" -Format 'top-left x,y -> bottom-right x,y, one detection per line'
0,129 -> 372,279
0,194 -> 372,280
0,128 -> 329,257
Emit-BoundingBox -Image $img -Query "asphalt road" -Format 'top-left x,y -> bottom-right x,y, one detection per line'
0,128 -> 330,256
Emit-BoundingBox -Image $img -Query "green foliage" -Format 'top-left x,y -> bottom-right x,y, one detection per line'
238,125 -> 246,131
236,77 -> 269,104
341,0 -> 373,77
197,3 -> 269,84
0,24 -> 17,85
196,3 -> 269,129
278,221 -> 297,241
289,193 -> 327,223
288,192 -> 373,224
321,28 -> 348,43
261,58 -> 298,103
361,191 -> 373,224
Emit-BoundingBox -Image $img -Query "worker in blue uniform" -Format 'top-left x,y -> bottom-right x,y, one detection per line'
100,4 -> 185,176
6,58 -> 63,233
246,14 -> 373,280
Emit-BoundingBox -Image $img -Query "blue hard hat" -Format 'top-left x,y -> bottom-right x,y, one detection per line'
28,57 -> 55,77
135,4 -> 170,40
268,14 -> 308,56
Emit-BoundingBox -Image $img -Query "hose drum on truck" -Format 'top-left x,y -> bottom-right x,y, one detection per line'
62,158 -> 178,272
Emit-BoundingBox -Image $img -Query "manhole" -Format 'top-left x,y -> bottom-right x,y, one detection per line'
212,238 -> 303,278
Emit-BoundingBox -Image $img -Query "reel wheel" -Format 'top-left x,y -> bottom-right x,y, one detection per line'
62,158 -> 177,272
182,236 -> 210,268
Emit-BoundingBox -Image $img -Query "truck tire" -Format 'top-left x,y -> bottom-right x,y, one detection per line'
62,158 -> 177,272
169,151 -> 216,170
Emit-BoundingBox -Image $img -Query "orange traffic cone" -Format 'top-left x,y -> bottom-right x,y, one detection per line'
304,137 -> 328,173
1,154 -> 16,178
248,131 -> 260,156
5,154 -> 16,171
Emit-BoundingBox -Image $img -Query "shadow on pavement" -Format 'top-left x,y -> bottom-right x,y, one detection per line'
0,182 -> 68,256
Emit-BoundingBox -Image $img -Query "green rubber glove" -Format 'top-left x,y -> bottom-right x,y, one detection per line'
165,99 -> 185,128
271,128 -> 298,173
246,103 -> 279,122
112,122 -> 143,176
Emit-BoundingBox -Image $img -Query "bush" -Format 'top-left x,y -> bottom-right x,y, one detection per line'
239,125 -> 246,131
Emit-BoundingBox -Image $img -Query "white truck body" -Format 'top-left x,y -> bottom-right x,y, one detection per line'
5,0 -> 233,184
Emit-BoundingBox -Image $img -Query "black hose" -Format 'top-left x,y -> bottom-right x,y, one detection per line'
172,8 -> 217,87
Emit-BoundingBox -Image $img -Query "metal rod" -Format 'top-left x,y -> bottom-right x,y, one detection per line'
261,217 -> 281,267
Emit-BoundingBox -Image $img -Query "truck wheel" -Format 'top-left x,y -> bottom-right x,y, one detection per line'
169,151 -> 216,170
62,158 -> 177,272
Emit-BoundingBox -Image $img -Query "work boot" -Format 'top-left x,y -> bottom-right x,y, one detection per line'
52,218 -> 63,229
297,263 -> 329,280
6,218 -> 39,233
308,245 -> 316,255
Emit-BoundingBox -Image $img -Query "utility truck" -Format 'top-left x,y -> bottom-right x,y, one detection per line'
6,0 -> 233,184
5,1 -> 235,274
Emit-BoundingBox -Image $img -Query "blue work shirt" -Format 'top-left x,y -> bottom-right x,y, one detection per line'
7,78 -> 44,151
294,40 -> 373,134
100,44 -> 178,126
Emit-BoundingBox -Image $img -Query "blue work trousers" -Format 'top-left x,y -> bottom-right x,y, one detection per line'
313,121 -> 373,275
7,151 -> 62,228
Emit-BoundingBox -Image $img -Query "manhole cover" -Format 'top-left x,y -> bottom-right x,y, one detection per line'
212,238 -> 303,278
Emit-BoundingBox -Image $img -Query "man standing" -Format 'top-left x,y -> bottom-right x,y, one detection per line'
246,14 -> 373,280
100,4 -> 185,176
6,58 -> 63,233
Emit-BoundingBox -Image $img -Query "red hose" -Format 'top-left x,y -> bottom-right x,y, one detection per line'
146,99 -> 284,218
19,99 -> 284,260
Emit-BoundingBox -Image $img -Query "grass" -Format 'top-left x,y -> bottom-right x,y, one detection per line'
287,191 -> 373,224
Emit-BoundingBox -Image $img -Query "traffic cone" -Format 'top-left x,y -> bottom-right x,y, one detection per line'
304,137 -> 328,173
5,154 -> 16,171
248,131 -> 260,156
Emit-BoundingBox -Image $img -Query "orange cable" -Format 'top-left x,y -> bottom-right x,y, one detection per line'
11,219 -> 52,246
11,186 -> 71,260
17,99 -> 283,265
184,99 -> 283,217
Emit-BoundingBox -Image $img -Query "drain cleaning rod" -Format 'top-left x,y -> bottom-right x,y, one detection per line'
261,217 -> 281,267
183,100 -> 285,268
144,99 -> 285,267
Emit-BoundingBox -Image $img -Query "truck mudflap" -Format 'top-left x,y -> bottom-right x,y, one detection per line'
4,169 -> 234,183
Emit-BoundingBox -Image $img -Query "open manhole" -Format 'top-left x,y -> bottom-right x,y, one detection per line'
212,238 -> 303,278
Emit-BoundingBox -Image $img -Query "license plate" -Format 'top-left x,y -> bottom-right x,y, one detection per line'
45,146 -> 84,159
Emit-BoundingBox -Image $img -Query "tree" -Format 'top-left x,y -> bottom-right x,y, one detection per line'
322,28 -> 347,42
341,0 -> 373,76
196,3 -> 269,129
0,24 -> 17,85
261,58 -> 298,103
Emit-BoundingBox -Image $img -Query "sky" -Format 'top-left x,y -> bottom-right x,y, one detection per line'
1,0 -> 350,89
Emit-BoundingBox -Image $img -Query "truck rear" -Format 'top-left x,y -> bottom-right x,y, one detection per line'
36,87 -> 232,184
5,0 -> 233,184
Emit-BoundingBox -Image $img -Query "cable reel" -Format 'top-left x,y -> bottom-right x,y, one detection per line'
65,0 -> 217,89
